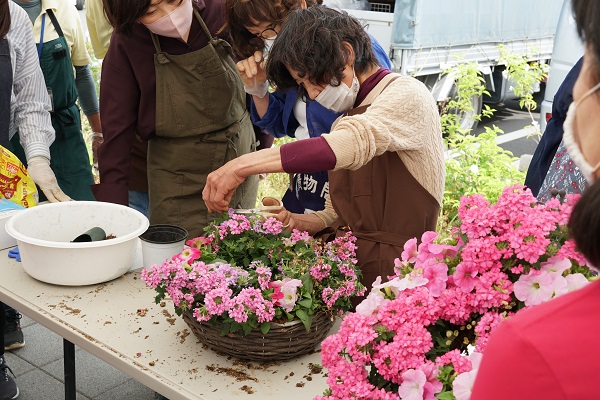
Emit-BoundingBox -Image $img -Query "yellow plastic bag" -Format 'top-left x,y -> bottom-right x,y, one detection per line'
0,146 -> 37,208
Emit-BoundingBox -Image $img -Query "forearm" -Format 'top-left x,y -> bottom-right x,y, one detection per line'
75,65 -> 100,116
235,147 -> 283,179
253,94 -> 270,118
86,112 -> 102,134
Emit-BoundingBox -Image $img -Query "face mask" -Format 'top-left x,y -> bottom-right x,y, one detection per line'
262,36 -> 276,59
315,69 -> 360,113
563,81 -> 600,183
143,0 -> 193,39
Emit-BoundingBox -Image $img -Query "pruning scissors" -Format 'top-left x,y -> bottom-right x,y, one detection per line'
233,205 -> 284,218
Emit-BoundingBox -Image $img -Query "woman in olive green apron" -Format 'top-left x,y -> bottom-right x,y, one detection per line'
148,8 -> 257,238
10,10 -> 95,201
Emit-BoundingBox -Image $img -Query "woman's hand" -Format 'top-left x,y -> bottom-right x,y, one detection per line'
237,51 -> 268,98
275,211 -> 327,235
203,159 -> 245,212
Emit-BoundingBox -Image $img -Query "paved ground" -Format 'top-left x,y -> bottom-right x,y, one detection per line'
5,313 -> 157,400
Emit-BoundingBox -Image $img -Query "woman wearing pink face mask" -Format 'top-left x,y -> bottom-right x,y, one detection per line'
93,0 -> 258,237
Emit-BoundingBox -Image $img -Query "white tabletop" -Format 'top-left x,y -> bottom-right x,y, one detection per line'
0,245 -> 336,400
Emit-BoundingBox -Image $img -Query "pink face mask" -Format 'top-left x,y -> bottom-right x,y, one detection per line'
142,0 -> 193,39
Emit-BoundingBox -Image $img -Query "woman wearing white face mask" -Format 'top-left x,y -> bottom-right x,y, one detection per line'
94,0 -> 259,237
225,0 -> 393,215
204,7 -> 445,302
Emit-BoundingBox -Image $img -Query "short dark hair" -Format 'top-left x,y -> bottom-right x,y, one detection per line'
224,0 -> 304,58
0,0 -> 10,39
103,0 -> 184,36
572,0 -> 600,79
569,181 -> 600,267
266,6 -> 379,92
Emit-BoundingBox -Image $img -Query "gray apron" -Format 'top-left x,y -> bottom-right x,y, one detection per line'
148,9 -> 258,237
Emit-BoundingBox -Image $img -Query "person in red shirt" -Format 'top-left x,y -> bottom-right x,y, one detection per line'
471,2 -> 600,398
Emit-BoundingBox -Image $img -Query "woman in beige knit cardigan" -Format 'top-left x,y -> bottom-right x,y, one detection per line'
203,6 -> 445,294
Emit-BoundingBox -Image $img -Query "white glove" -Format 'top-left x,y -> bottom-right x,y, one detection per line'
27,156 -> 72,202
244,79 -> 269,98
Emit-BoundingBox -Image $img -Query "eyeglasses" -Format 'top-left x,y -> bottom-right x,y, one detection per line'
248,22 -> 278,49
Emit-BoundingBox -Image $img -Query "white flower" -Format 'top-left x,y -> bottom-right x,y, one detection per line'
469,164 -> 479,175
398,369 -> 426,400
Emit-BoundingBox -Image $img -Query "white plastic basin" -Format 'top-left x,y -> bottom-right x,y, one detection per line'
5,201 -> 149,286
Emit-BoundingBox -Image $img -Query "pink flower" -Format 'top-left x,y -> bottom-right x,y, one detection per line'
176,247 -> 201,262
540,256 -> 572,276
402,238 -> 419,263
398,369 -> 426,400
421,259 -> 448,297
453,263 -> 478,293
278,278 -> 303,312
565,273 -> 590,293
268,282 -> 284,304
452,369 -> 478,400
186,236 -> 210,249
356,278 -> 389,315
513,271 -> 554,306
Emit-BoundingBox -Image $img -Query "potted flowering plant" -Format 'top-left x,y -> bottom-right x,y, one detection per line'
316,185 -> 595,400
141,210 -> 365,361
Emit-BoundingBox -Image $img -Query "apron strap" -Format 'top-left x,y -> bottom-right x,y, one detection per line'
46,10 -> 65,37
0,38 -> 12,149
37,13 -> 46,59
193,8 -> 214,42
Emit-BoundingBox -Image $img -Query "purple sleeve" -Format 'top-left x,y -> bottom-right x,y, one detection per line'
280,137 -> 336,173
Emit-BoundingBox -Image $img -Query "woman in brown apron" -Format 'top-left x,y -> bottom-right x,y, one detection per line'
203,7 -> 446,299
94,0 -> 258,238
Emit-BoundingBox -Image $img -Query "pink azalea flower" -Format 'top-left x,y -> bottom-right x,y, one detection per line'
513,271 -> 554,306
398,369 -> 426,400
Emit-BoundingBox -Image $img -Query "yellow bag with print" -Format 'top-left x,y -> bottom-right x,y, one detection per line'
0,146 -> 37,208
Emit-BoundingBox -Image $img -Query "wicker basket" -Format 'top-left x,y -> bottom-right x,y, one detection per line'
182,311 -> 335,361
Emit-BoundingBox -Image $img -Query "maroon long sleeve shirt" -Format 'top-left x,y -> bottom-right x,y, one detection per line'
93,0 -> 233,205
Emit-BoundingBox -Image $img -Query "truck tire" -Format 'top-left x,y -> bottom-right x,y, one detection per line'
75,0 -> 84,10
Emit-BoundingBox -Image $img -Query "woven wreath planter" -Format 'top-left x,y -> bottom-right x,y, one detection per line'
183,311 -> 336,362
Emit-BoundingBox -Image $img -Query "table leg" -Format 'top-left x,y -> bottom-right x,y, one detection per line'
63,339 -> 76,400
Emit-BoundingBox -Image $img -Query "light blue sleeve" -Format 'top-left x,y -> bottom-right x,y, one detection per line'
369,33 -> 392,70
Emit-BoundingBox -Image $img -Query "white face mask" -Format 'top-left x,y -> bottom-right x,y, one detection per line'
142,0 -> 193,39
315,69 -> 360,113
563,81 -> 600,184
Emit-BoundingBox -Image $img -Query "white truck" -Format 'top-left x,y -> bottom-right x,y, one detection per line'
339,0 -> 566,130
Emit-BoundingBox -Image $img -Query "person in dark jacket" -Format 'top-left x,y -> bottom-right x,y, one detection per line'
525,56 -> 583,196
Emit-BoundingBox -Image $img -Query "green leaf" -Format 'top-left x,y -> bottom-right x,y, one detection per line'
296,309 -> 312,331
436,391 -> 456,400
301,272 -> 314,294
260,322 -> 271,335
298,298 -> 312,308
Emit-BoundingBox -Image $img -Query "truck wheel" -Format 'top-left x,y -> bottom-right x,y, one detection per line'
446,84 -> 483,132
75,0 -> 84,10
